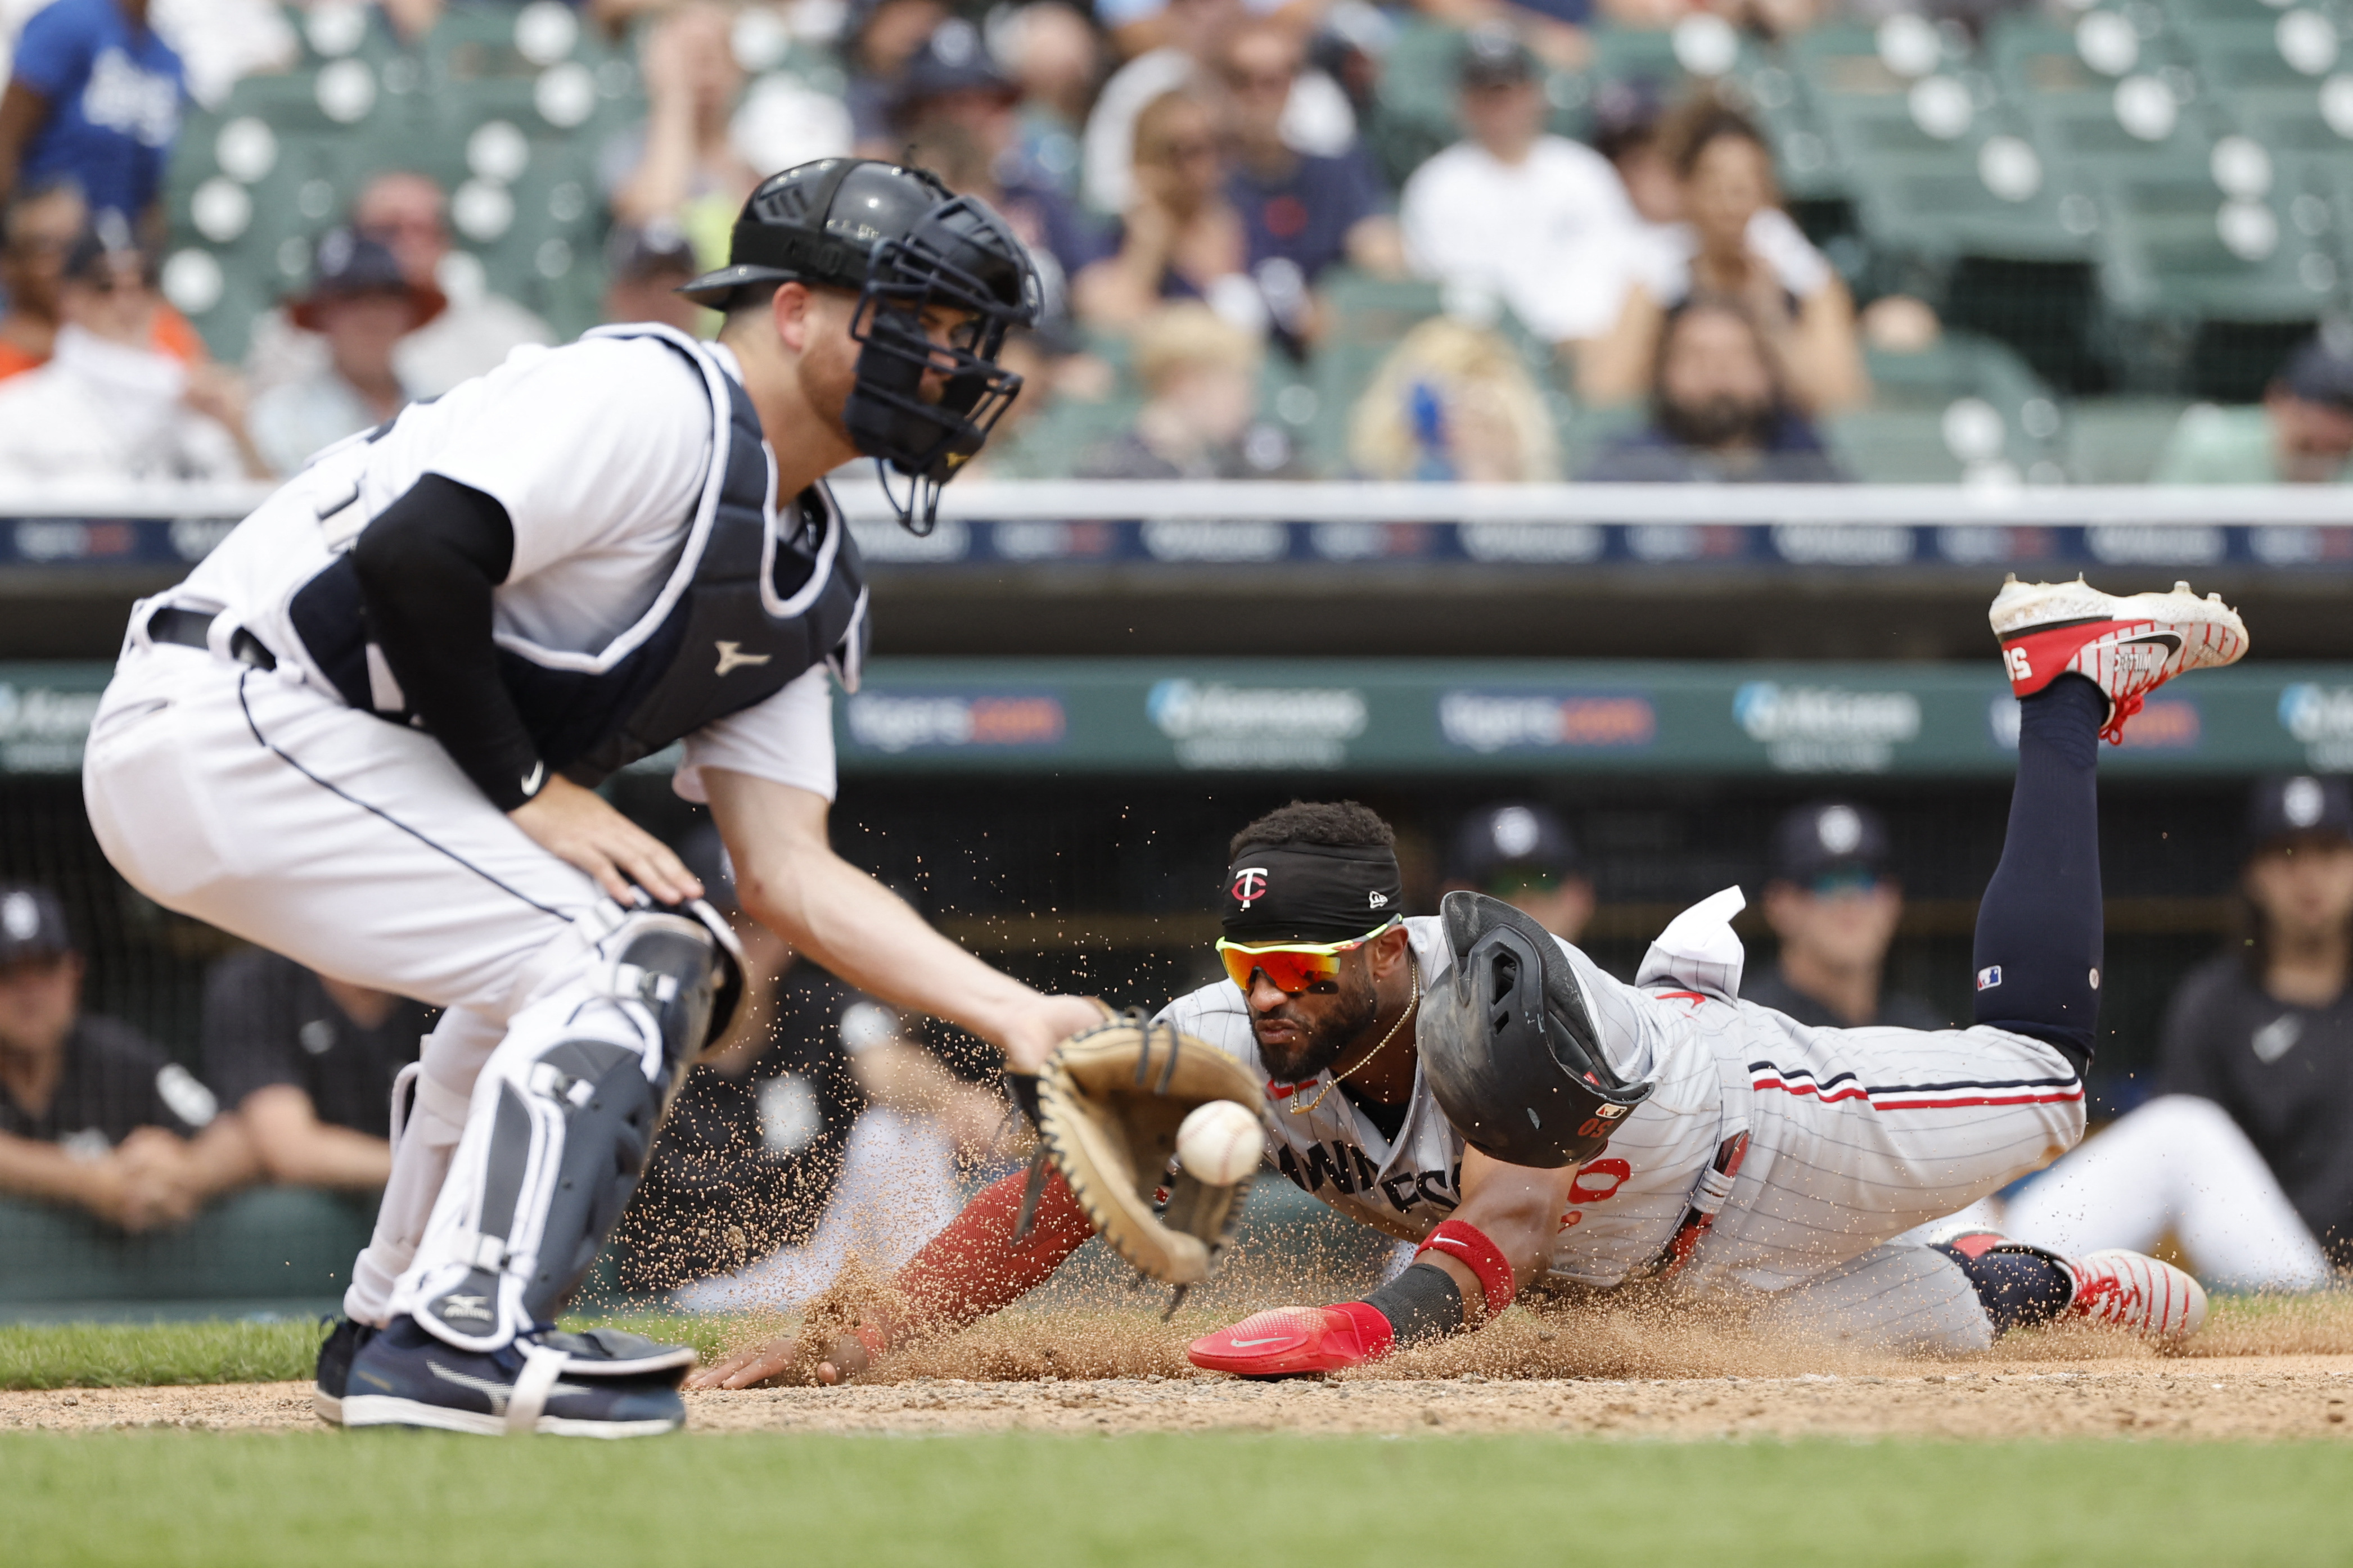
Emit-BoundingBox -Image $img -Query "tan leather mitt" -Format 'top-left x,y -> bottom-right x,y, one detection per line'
1036,1010 -> 1266,1286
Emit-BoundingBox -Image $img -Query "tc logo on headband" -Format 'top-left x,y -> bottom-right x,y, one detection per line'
1230,867 -> 1269,909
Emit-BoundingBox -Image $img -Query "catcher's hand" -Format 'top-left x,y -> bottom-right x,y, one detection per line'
1036,1009 -> 1265,1285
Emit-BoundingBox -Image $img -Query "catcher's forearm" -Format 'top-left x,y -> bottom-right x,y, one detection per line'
894,1165 -> 1096,1332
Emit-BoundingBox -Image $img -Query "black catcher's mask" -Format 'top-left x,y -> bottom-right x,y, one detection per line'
679,158 -> 1042,535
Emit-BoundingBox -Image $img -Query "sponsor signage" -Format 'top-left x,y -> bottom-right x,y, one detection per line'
7,661 -> 2353,776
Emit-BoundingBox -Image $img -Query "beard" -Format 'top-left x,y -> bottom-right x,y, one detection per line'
1251,959 -> 1381,1085
1657,390 -> 1778,453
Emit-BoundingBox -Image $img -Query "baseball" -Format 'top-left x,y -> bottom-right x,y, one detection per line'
1176,1100 -> 1263,1186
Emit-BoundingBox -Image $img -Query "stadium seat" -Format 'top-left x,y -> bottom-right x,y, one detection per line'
2062,395 -> 2194,481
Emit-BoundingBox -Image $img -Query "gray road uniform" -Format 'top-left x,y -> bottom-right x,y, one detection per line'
1156,911 -> 2088,1353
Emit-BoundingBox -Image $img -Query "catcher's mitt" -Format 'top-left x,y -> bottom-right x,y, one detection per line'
1036,1010 -> 1266,1286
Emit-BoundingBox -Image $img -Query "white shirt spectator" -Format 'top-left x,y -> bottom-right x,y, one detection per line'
1623,206 -> 1834,308
0,323 -> 241,481
1400,133 -> 1643,345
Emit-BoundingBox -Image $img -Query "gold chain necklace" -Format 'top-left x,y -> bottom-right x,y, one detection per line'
1288,961 -> 1420,1117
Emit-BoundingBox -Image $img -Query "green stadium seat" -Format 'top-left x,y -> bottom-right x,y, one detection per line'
0,1189 -> 378,1310
2172,15 -> 2346,110
2096,155 -> 2339,321
2062,395 -> 2194,481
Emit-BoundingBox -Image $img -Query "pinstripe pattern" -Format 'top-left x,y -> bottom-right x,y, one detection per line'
1750,1244 -> 1995,1354
1155,917 -> 2086,1334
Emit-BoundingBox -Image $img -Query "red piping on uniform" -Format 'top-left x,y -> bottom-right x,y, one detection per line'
1750,1074 -> 2084,1111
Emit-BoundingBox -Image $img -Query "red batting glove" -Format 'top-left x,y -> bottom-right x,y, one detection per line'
1185,1303 -> 1395,1377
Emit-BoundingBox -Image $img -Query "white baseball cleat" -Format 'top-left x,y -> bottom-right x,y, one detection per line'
1989,576 -> 2248,744
2064,1249 -> 2208,1344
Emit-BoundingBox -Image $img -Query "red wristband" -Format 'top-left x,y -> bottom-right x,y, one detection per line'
1416,1219 -> 1517,1318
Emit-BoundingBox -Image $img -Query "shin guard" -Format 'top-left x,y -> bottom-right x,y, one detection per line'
394,910 -> 726,1352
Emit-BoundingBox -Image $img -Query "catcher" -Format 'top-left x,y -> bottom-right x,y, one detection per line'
695,577 -> 2242,1385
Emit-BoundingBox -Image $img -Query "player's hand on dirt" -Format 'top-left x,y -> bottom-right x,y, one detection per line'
998,993 -> 1113,1075
688,1326 -> 872,1389
509,775 -> 702,905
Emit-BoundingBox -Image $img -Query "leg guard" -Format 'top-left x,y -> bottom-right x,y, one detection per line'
393,910 -> 725,1353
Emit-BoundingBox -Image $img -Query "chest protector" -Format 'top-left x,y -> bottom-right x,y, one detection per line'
287,326 -> 868,787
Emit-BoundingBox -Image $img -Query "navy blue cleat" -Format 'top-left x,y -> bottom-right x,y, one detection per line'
341,1316 -> 693,1437
314,1317 -> 375,1426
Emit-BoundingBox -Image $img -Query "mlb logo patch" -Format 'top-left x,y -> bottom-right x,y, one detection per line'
1975,965 -> 2003,991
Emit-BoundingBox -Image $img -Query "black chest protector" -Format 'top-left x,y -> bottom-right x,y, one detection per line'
288,326 -> 868,787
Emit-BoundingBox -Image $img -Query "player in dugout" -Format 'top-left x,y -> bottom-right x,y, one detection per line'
700,577 -> 2243,1387
81,158 -> 1102,1437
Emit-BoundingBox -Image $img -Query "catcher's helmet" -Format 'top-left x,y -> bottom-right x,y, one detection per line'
1417,891 -> 1653,1169
679,158 -> 1041,534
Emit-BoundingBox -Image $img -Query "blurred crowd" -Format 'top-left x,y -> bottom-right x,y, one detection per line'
8,778 -> 2351,1299
2,0 -> 2349,486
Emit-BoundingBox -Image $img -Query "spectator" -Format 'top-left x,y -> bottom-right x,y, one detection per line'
247,171 -> 553,401
148,0 -> 299,111
602,2 -> 763,265
2153,333 -> 2353,485
247,230 -> 433,477
2001,776 -> 2353,1287
0,0 -> 183,234
0,180 -> 85,378
199,948 -> 430,1192
1581,103 -> 1865,413
1444,802 -> 1594,941
1346,315 -> 1558,480
892,22 -> 1106,323
1074,88 -> 1261,333
1416,0 -> 1593,71
0,884 -> 251,1230
1743,801 -> 1944,1031
997,1 -> 1102,195
1074,300 -> 1294,477
1083,0 -> 1355,216
841,0 -> 952,150
0,219 -> 263,481
1581,296 -> 1846,482
600,219 -> 705,333
1219,18 -> 1403,342
1398,28 -> 1642,356
0,180 -> 205,379
617,831 -> 1008,1303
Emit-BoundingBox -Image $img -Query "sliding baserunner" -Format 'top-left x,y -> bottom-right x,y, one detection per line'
697,576 -> 2245,1385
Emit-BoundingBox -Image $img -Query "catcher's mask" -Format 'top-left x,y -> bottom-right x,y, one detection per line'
1417,891 -> 1652,1169
679,158 -> 1041,536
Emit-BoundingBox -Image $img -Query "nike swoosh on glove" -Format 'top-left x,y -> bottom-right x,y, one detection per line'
1185,1303 -> 1394,1377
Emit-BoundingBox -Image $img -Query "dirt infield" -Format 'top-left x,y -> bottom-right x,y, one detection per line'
13,1292 -> 2353,1441
8,1357 -> 2353,1440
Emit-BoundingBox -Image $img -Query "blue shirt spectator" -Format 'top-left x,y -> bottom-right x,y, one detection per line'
1228,148 -> 1383,287
1,0 -> 184,224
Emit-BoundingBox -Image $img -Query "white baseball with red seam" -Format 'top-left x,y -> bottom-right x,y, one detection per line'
1176,1100 -> 1263,1186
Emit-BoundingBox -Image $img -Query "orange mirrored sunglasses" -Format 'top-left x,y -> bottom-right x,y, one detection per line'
1215,916 -> 1403,996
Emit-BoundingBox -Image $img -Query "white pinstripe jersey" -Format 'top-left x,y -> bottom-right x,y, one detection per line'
1153,915 -> 1737,1287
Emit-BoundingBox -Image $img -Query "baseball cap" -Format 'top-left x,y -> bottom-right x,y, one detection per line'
1458,25 -> 1537,89
292,228 -> 440,331
1770,801 -> 1891,885
894,19 -> 1017,117
606,219 -> 697,284
1450,802 -> 1583,885
0,885 -> 73,966
2277,329 -> 2353,414
2247,775 -> 2353,848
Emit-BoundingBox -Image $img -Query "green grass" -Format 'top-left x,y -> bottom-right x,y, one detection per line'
0,1314 -> 733,1390
10,1431 -> 2353,1567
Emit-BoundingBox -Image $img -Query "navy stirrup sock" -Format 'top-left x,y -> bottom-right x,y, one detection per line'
1971,672 -> 2107,1070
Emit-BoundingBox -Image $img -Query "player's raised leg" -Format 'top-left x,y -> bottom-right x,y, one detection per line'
1897,579 -> 2247,1347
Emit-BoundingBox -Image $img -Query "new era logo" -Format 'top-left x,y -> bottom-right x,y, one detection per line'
1976,965 -> 2003,991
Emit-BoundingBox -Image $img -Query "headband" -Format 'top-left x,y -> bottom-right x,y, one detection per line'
1219,842 -> 1404,943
